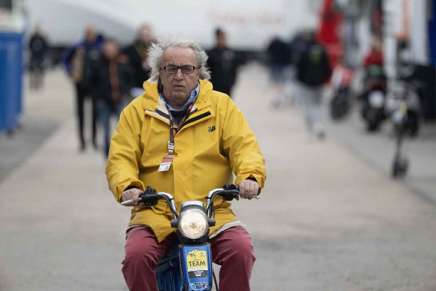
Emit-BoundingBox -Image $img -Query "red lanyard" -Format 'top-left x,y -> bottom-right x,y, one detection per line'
167,104 -> 194,155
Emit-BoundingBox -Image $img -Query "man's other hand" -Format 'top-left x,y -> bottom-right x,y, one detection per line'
238,179 -> 259,199
122,188 -> 143,205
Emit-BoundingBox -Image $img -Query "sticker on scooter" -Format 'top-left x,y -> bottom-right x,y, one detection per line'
187,249 -> 208,278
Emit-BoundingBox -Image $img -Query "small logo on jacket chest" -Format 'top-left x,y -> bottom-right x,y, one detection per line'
208,125 -> 216,133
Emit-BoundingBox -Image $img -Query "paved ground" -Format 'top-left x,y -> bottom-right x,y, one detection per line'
324,102 -> 436,203
0,72 -> 71,183
1,65 -> 436,291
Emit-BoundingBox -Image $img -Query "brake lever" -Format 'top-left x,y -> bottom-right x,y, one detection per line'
121,199 -> 138,206
138,186 -> 159,207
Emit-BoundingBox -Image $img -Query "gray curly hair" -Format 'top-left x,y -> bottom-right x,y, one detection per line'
148,40 -> 211,82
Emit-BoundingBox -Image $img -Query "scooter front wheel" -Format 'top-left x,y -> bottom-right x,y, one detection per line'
391,157 -> 409,178
367,119 -> 381,132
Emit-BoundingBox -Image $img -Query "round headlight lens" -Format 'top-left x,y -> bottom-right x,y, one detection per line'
179,208 -> 208,240
369,92 -> 384,107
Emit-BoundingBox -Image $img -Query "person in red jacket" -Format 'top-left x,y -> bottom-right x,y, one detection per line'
363,37 -> 384,68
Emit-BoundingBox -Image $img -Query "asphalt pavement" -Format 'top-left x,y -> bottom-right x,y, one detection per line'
0,65 -> 435,291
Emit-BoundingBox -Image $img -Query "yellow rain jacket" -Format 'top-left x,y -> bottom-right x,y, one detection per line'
106,79 -> 266,242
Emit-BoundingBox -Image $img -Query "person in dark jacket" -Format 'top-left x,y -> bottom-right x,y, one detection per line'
207,28 -> 243,97
63,26 -> 103,151
123,24 -> 155,96
266,36 -> 292,108
91,38 -> 132,157
296,32 -> 332,139
28,26 -> 49,90
289,29 -> 312,66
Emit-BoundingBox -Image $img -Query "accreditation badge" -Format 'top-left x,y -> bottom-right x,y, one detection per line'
158,154 -> 174,172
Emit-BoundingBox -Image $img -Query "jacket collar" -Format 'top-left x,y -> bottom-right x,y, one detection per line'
142,79 -> 213,113
162,84 -> 199,113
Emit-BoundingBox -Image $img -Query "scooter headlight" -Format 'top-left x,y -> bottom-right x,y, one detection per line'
179,208 -> 208,240
369,92 -> 384,108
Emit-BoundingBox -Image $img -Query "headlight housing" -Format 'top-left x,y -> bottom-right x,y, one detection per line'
178,207 -> 208,240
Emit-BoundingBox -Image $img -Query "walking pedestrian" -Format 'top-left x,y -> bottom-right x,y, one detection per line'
63,26 -> 103,151
296,32 -> 332,139
266,36 -> 292,108
207,28 -> 243,97
123,23 -> 155,97
90,38 -> 132,157
28,26 -> 49,90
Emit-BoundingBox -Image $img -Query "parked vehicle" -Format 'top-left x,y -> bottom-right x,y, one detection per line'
329,64 -> 354,121
360,65 -> 388,132
388,77 -> 421,178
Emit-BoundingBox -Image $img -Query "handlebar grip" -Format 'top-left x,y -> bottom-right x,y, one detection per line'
223,184 -> 239,191
224,183 -> 261,197
220,184 -> 240,201
121,194 -> 160,207
134,186 -> 158,207
122,186 -> 160,207
139,193 -> 160,207
221,191 -> 239,201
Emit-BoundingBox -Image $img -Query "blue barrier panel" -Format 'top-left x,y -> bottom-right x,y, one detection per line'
0,31 -> 23,133
429,0 -> 436,66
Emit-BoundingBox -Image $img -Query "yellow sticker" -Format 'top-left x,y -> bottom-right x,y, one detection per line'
186,250 -> 208,272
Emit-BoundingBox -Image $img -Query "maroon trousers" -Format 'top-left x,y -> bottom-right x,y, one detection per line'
122,226 -> 256,291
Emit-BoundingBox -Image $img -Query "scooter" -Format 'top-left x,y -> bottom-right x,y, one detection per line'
329,64 -> 354,121
360,65 -> 388,132
388,79 -> 421,178
122,185 -> 241,291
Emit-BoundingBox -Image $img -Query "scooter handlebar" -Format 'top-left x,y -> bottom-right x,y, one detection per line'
122,185 -> 242,219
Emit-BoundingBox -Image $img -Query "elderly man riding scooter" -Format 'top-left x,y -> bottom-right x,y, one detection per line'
106,40 -> 266,291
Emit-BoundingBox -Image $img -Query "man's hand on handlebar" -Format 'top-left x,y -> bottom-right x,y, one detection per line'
122,188 -> 143,205
238,179 -> 259,200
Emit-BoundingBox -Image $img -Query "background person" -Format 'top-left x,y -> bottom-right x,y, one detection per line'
266,36 -> 292,108
63,26 -> 103,151
207,27 -> 243,97
28,25 -> 49,90
296,31 -> 332,139
90,38 -> 132,157
363,37 -> 384,69
123,23 -> 155,97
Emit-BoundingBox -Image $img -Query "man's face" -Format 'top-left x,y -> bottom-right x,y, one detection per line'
160,47 -> 200,107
